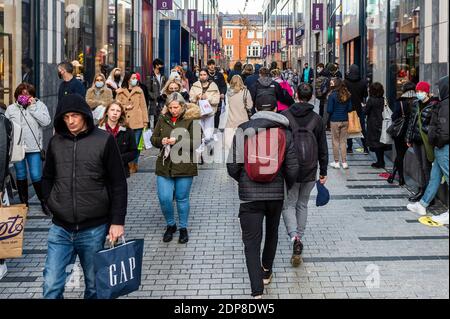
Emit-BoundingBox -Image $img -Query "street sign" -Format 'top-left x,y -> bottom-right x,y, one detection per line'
312,3 -> 324,31
157,0 -> 172,10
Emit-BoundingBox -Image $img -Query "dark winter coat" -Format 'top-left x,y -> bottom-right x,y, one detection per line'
151,104 -> 201,178
99,125 -> 138,178
366,97 -> 389,150
244,64 -> 262,89
428,76 -> 449,148
327,91 -> 353,122
406,97 -> 440,144
208,68 -> 228,96
391,90 -> 416,142
42,94 -> 128,231
227,111 -> 299,202
282,102 -> 328,182
0,114 -> 12,190
250,77 -> 295,109
148,72 -> 168,116
344,65 -> 368,114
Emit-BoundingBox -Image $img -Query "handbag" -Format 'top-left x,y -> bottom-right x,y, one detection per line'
94,237 -> 144,299
387,101 -> 407,138
10,121 -> 26,163
0,204 -> 28,259
199,99 -> 214,117
18,106 -> 46,161
348,111 -> 362,134
142,128 -> 153,150
243,89 -> 253,120
92,105 -> 106,126
380,99 -> 394,145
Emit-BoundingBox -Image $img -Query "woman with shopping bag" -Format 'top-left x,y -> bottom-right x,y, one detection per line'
86,73 -> 114,125
98,101 -> 138,178
151,93 -> 201,244
366,82 -> 392,169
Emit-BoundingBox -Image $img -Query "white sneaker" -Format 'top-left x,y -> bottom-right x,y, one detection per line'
431,211 -> 449,225
407,202 -> 427,216
0,263 -> 7,280
342,163 -> 349,169
330,162 -> 341,169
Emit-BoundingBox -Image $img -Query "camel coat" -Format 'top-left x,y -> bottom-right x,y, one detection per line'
116,87 -> 149,129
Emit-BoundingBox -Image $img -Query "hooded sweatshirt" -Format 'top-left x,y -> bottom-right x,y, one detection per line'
227,111 -> 299,202
42,94 -> 128,231
344,64 -> 368,114
282,102 -> 328,182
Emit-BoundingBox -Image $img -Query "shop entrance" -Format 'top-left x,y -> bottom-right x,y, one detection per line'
0,33 -> 13,109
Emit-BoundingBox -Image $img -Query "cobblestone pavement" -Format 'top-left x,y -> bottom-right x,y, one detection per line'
0,133 -> 448,299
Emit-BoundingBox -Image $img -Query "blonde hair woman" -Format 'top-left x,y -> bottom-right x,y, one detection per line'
224,75 -> 253,150
86,73 -> 114,110
98,101 -> 137,178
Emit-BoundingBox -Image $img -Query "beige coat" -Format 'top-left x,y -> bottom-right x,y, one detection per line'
189,81 -> 221,113
116,87 -> 149,129
226,88 -> 253,129
86,87 -> 114,110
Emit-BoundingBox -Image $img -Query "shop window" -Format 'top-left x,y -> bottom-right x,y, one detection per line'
95,0 -> 116,78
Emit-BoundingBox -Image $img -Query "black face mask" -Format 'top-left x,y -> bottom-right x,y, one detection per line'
58,72 -> 63,80
114,74 -> 121,81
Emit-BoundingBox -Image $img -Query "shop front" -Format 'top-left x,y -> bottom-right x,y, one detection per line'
0,0 -> 37,109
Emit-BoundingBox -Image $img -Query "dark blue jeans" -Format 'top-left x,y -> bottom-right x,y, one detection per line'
133,128 -> 143,164
14,152 -> 42,182
43,223 -> 108,299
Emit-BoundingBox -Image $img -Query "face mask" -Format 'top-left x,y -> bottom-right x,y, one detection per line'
58,71 -> 63,79
196,72 -> 200,78
130,79 -> 138,87
17,95 -> 30,107
96,81 -> 105,89
317,68 -> 323,73
114,74 -> 121,81
416,92 -> 427,101
183,66 -> 188,71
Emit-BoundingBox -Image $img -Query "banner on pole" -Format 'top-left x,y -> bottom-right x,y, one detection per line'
286,28 -> 294,45
188,9 -> 198,34
312,3 -> 324,31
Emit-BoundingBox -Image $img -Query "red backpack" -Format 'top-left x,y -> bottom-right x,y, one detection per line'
244,128 -> 287,182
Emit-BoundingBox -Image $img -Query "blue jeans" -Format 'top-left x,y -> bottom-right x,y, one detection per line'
420,145 -> 449,207
43,223 -> 108,299
133,128 -> 143,164
157,176 -> 193,229
14,152 -> 42,182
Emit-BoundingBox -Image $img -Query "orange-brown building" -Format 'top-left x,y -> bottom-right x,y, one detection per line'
220,13 -> 263,69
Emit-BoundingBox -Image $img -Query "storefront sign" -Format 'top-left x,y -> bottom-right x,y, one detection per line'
157,0 -> 173,10
312,3 -> 324,31
286,28 -> 294,46
188,9 -> 198,34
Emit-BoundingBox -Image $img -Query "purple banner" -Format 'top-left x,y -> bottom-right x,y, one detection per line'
187,9 -> 198,34
277,41 -> 281,53
205,28 -> 212,46
312,3 -> 324,31
271,41 -> 276,54
198,21 -> 205,43
262,46 -> 267,58
286,28 -> 294,46
157,0 -> 173,10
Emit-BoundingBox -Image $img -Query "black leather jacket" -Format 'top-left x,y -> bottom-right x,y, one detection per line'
406,97 -> 440,144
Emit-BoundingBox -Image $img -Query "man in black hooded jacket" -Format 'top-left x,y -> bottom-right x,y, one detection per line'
42,94 -> 128,299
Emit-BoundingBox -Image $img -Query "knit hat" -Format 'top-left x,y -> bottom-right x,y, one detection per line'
416,81 -> 431,93
316,181 -> 330,207
135,72 -> 141,82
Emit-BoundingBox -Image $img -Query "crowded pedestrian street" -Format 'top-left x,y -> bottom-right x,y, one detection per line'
0,0 -> 448,303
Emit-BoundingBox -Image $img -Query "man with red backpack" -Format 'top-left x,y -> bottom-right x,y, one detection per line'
282,83 -> 329,267
227,97 -> 299,299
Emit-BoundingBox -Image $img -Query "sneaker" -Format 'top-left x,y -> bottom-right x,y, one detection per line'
342,163 -> 349,170
291,238 -> 304,267
262,268 -> 273,285
407,202 -> 427,216
329,162 -> 340,169
163,225 -> 177,243
0,262 -> 7,280
254,295 -> 263,299
431,211 -> 449,225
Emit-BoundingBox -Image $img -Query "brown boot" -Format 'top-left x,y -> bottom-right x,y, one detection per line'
129,163 -> 137,174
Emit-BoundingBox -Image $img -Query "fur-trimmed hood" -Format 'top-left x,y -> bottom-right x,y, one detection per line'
160,103 -> 201,121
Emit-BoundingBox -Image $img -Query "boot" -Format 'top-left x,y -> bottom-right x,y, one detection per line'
387,166 -> 397,184
129,163 -> 137,174
398,166 -> 406,186
409,188 -> 424,202
16,179 -> 29,207
32,181 -> 52,217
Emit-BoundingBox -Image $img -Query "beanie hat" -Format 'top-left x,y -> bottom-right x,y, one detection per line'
135,72 -> 141,82
316,181 -> 330,207
416,81 -> 430,93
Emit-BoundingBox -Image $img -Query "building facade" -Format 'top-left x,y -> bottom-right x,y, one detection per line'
221,13 -> 263,69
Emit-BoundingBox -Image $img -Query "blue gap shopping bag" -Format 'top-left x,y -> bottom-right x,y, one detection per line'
94,237 -> 144,299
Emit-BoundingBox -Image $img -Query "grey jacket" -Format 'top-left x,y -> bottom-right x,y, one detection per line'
5,100 -> 51,153
227,111 -> 299,202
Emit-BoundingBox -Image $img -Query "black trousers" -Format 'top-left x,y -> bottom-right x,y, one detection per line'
393,137 -> 409,178
239,200 -> 283,296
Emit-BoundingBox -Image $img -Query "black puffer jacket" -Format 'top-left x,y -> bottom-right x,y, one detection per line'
0,114 -> 12,190
42,94 -> 128,231
429,76 -> 449,148
406,97 -> 440,144
227,111 -> 299,202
